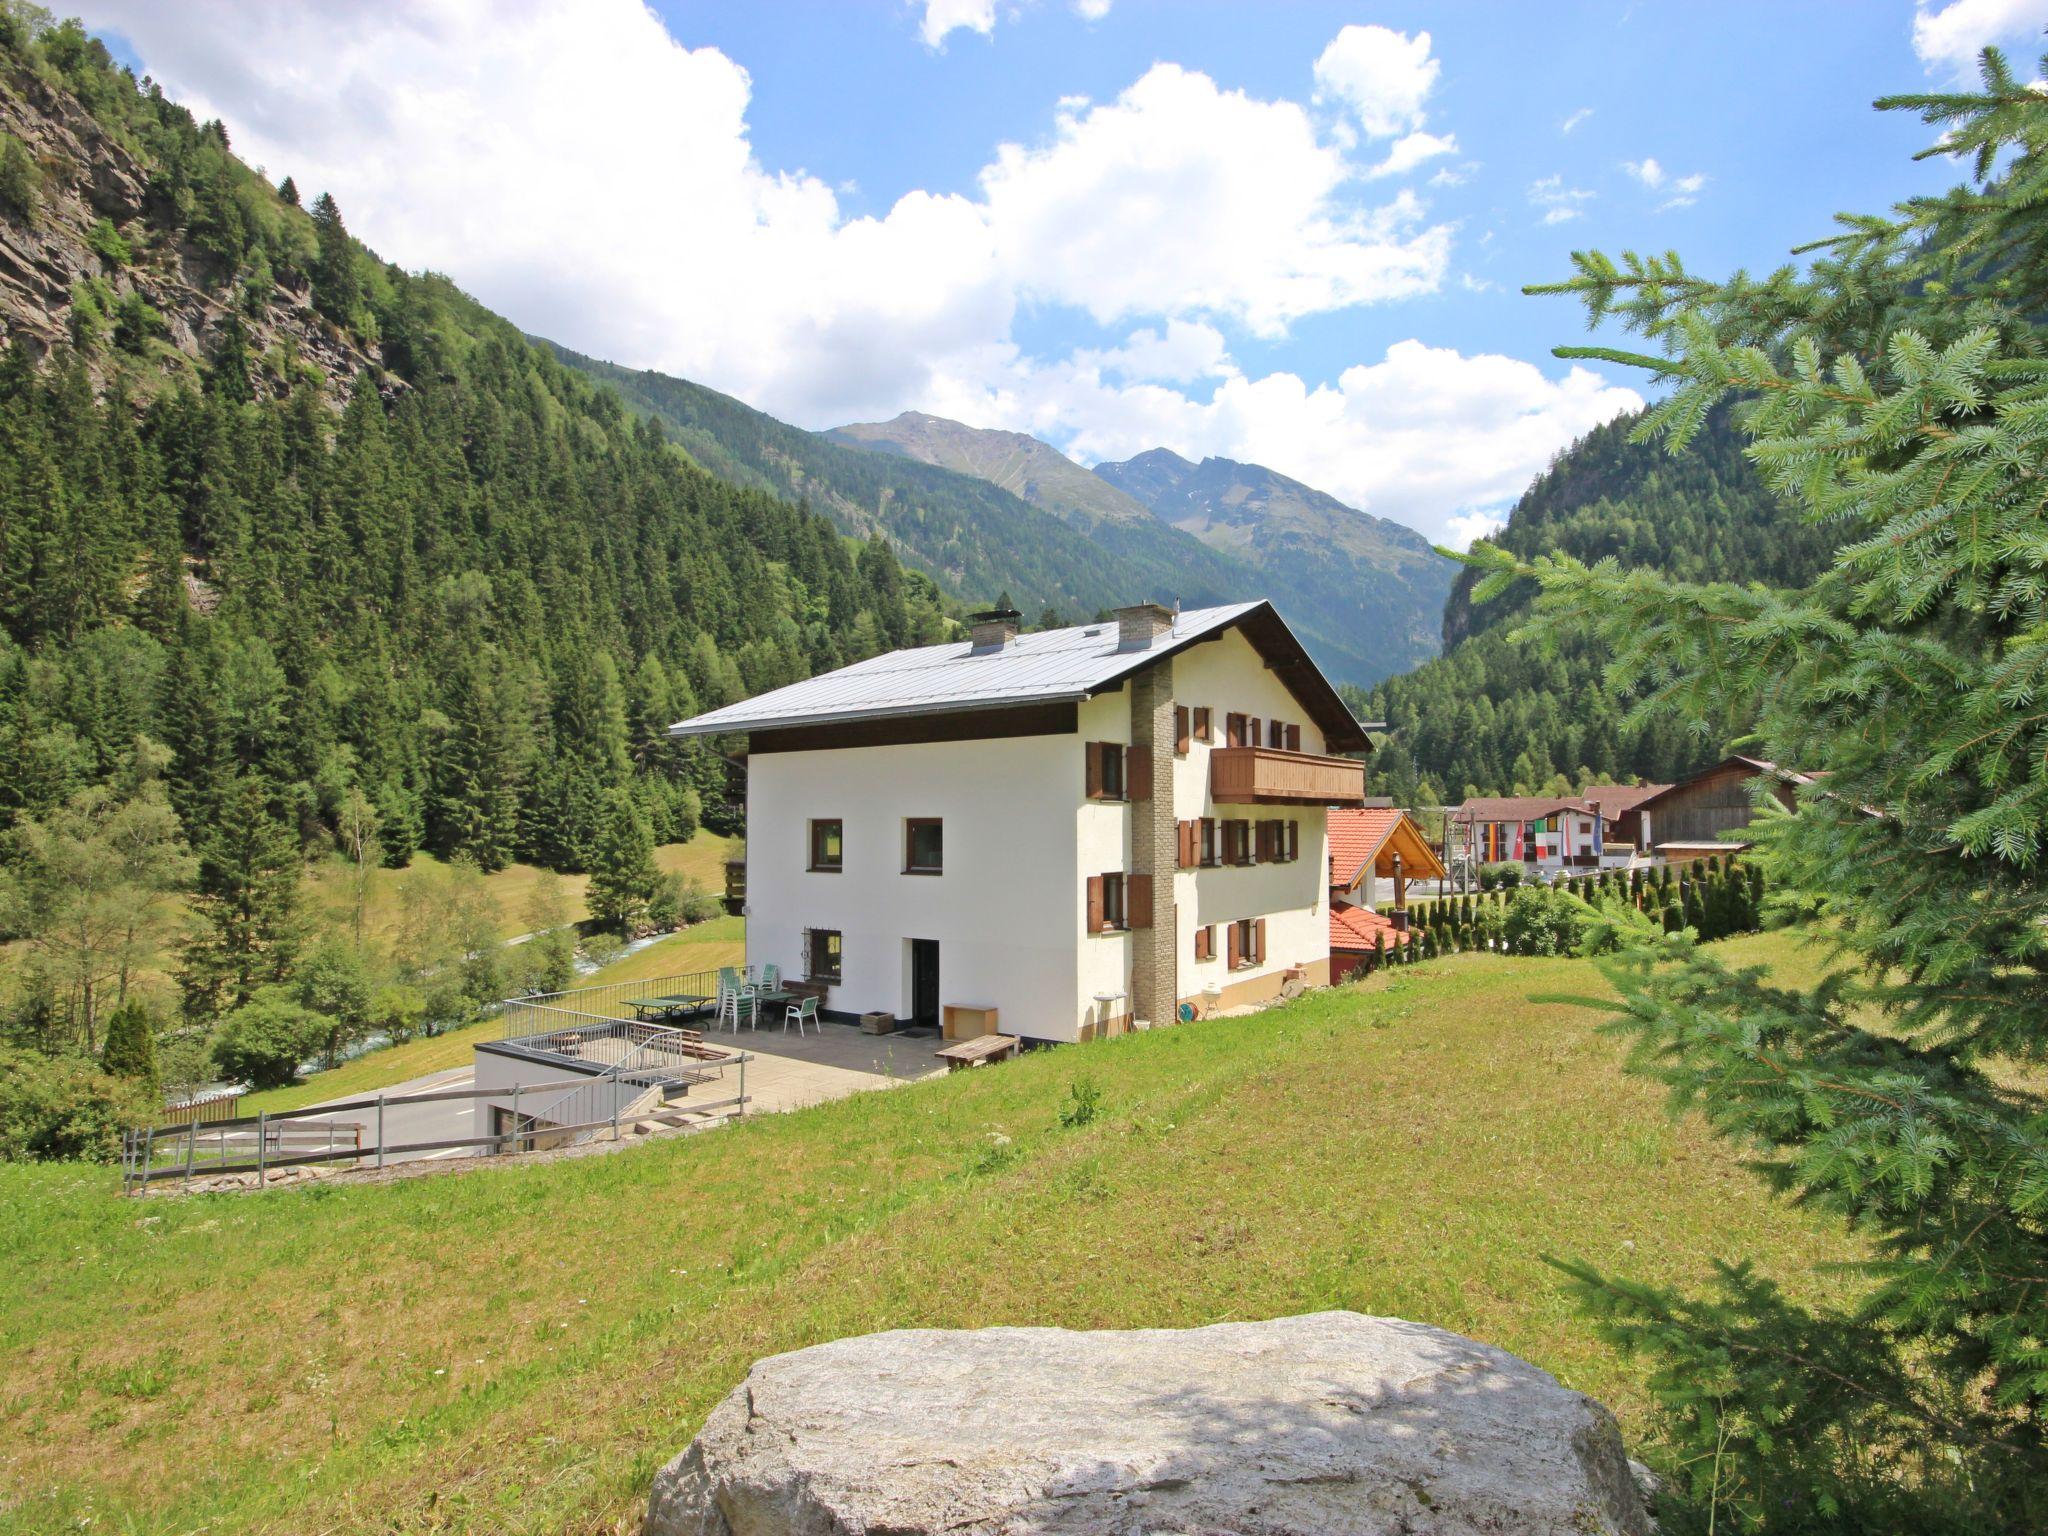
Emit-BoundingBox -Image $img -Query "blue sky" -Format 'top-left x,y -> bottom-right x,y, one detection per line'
81,0 -> 2045,545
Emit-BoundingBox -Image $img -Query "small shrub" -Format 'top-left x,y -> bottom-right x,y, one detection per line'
1480,861 -> 1524,891
112,290 -> 164,354
85,216 -> 130,267
680,877 -> 721,925
1057,1077 -> 1102,1129
0,1046 -> 152,1162
646,873 -> 684,932
0,133 -> 39,220
1501,885 -> 1586,957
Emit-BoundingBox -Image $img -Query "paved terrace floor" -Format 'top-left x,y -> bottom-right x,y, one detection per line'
710,1020 -> 946,1114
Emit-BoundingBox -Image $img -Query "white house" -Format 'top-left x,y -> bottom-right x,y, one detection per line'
667,601 -> 1371,1045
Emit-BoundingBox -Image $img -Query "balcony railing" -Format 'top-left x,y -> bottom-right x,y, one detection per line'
1209,745 -> 1367,807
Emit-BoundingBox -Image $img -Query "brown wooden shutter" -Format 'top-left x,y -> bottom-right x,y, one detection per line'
1126,747 -> 1152,801
1128,872 -> 1153,930
1226,921 -> 1242,969
1195,707 -> 1211,743
1248,717 -> 1262,749
1286,821 -> 1300,863
1174,705 -> 1190,755
1254,917 -> 1268,965
1085,742 -> 1102,799
1177,820 -> 1196,869
1194,925 -> 1211,961
1285,723 -> 1302,752
1086,874 -> 1105,934
1226,712 -> 1244,748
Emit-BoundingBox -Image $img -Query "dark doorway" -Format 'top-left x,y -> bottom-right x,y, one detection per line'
910,939 -> 940,1031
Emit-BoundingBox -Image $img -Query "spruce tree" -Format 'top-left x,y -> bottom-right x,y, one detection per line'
1468,49 -> 2048,1528
585,788 -> 658,934
99,998 -> 156,1092
307,191 -> 359,328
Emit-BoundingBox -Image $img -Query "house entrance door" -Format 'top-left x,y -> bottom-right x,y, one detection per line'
910,939 -> 940,1031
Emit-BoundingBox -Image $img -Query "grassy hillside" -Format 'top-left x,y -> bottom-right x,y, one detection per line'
0,931 -> 1865,1534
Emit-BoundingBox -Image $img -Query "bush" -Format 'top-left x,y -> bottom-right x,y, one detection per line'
0,133 -> 39,220
679,877 -> 721,925
1479,861 -> 1524,891
85,216 -> 130,266
0,1046 -> 152,1162
112,290 -> 164,353
369,984 -> 427,1045
646,872 -> 684,932
1501,885 -> 1586,957
209,992 -> 325,1089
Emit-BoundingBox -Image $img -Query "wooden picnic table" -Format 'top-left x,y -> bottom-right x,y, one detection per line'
626,993 -> 713,1022
934,1033 -> 1020,1072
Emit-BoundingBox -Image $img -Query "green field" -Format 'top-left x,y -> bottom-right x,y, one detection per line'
0,931 -> 1867,1535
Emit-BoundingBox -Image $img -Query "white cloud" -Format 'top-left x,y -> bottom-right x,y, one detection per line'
74,3 -> 1632,543
1626,159 -> 1706,208
918,0 -> 995,48
1913,0 -> 2048,78
1660,172 -> 1708,210
1529,174 -> 1593,225
1073,0 -> 1114,19
1313,25 -> 1440,139
1623,157 -> 1664,188
1560,106 -> 1593,134
1445,510 -> 1507,552
1365,129 -> 1458,179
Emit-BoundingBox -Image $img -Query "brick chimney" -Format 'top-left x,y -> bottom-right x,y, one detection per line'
968,608 -> 1021,652
1115,602 -> 1175,650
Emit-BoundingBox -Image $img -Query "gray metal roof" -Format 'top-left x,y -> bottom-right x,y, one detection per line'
669,602 -> 1269,738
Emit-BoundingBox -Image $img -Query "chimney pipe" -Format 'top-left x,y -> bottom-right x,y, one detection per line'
968,608 -> 1021,652
1114,602 -> 1175,650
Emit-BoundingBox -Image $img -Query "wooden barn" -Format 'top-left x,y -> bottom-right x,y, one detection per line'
1634,755 -> 1810,863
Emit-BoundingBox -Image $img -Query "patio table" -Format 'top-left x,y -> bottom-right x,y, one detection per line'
626,993 -> 714,1022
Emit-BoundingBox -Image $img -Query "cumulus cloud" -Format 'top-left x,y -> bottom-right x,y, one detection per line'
1313,24 -> 1440,139
1073,0 -> 1114,19
1913,0 -> 2048,78
75,1 -> 1638,542
1529,174 -> 1594,225
1623,157 -> 1665,187
918,0 -> 995,48
1445,510 -> 1507,552
1365,129 -> 1458,180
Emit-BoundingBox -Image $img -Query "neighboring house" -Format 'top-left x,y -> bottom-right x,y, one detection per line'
1450,785 -> 1668,874
1326,807 -> 1445,983
1632,755 -> 1810,863
667,601 -> 1372,1044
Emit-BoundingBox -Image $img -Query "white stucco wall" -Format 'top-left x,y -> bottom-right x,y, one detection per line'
746,731 -> 1083,1039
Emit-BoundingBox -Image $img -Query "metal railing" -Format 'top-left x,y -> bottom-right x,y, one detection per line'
119,1064 -> 752,1195
497,967 -> 726,1040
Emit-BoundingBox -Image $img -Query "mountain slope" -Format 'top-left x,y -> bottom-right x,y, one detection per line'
821,411 -> 1448,684
0,14 -> 949,898
1360,405 -> 1838,803
540,344 -> 1242,625
1094,447 -> 1458,678
828,410 -> 1157,528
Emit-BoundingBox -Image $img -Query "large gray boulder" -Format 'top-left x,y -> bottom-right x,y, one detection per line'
646,1311 -> 1651,1535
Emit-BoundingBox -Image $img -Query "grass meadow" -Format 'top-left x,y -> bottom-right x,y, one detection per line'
0,930 -> 1867,1535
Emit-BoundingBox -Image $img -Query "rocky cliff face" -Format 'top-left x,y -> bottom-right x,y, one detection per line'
0,51 -> 375,397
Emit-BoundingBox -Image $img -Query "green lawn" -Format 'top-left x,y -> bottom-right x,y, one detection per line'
0,930 -> 1868,1535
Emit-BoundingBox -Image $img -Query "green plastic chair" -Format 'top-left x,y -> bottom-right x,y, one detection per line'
783,994 -> 819,1037
760,963 -> 781,993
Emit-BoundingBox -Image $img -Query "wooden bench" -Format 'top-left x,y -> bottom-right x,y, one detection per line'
934,1033 -> 1020,1072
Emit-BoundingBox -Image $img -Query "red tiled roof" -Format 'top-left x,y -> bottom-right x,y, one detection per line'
1329,900 -> 1411,952
1451,794 -> 1592,822
1327,807 -> 1403,885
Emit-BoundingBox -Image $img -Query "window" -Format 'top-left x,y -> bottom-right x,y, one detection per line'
1085,741 -> 1127,800
1194,924 -> 1214,961
808,818 -> 843,872
1177,819 -> 1199,870
904,818 -> 943,874
1222,819 -> 1252,867
1193,706 -> 1212,743
1225,712 -> 1247,748
1226,917 -> 1265,970
805,928 -> 842,983
1285,821 -> 1300,863
1200,817 -> 1218,867
1257,819 -> 1300,864
1087,872 -> 1128,933
1281,722 -> 1302,752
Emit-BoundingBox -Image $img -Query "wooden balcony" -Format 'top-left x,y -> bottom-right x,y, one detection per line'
1209,746 -> 1367,807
